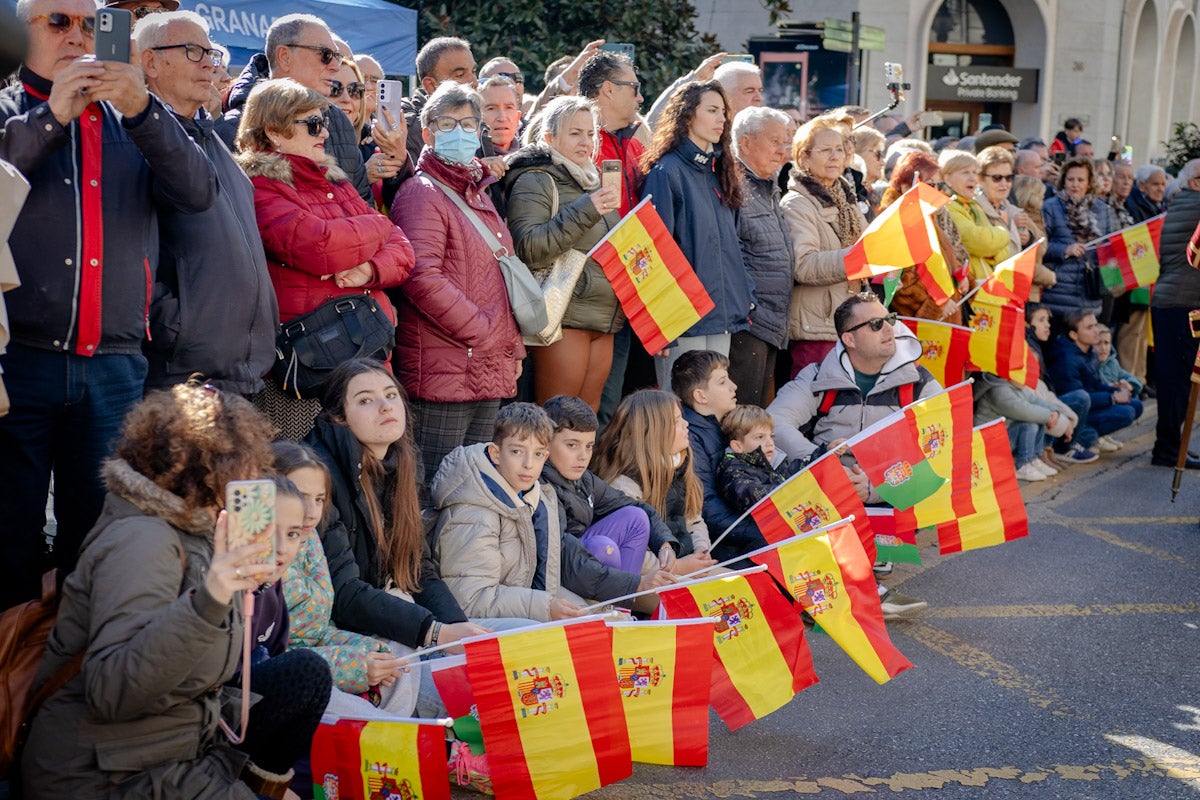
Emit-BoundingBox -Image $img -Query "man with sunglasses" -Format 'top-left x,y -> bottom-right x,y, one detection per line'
102,0 -> 174,24
400,36 -> 477,169
768,294 -> 939,618
215,13 -> 370,200
0,0 -> 217,606
136,11 -> 277,398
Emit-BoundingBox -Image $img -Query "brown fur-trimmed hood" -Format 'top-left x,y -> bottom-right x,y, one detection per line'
101,458 -> 214,535
236,148 -> 349,186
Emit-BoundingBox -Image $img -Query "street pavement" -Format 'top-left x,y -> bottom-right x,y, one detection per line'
560,402 -> 1200,799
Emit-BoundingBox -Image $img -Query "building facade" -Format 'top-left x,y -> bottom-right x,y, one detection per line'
698,0 -> 1197,162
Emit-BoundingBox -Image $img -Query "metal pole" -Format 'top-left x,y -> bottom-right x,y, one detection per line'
848,11 -> 861,105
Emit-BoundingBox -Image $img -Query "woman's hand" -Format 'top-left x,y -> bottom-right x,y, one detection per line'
657,543 -> 676,572
436,621 -> 492,654
365,150 -> 404,183
671,550 -> 717,577
1047,410 -> 1060,430
549,597 -> 587,620
365,650 -> 407,688
589,185 -> 620,216
1012,209 -> 1031,229
938,299 -> 960,320
206,510 -> 274,606
1065,242 -> 1087,258
325,262 -> 374,289
371,107 -> 408,162
636,569 -> 676,594
481,156 -> 507,178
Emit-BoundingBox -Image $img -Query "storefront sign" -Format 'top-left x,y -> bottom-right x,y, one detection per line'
926,66 -> 1039,103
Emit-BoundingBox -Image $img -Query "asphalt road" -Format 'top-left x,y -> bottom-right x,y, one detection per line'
561,402 -> 1200,800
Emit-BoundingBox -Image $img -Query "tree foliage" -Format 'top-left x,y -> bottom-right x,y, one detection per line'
392,0 -> 792,100
1162,122 -> 1200,176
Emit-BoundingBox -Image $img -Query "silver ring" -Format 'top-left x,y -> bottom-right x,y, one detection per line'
235,567 -> 242,578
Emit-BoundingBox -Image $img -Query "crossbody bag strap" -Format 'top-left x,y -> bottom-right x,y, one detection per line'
422,175 -> 508,259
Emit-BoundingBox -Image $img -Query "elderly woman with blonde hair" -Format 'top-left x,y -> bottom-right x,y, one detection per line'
939,148 -> 1011,284
780,115 -> 868,375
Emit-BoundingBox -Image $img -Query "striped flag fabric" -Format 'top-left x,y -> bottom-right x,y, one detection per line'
607,619 -> 714,766
588,196 -> 715,355
311,718 -> 450,800
845,406 -> 947,511
749,449 -> 876,561
1098,214 -> 1165,291
865,506 -> 921,564
658,568 -> 817,730
903,317 -> 973,387
428,654 -> 472,717
907,381 -> 977,525
844,182 -> 951,282
464,618 -> 632,800
967,298 -> 1024,375
751,522 -> 913,684
974,240 -> 1040,306
936,420 -> 1030,554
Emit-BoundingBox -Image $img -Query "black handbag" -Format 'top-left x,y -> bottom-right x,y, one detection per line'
273,294 -> 395,399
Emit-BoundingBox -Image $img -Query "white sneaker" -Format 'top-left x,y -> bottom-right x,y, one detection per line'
1015,463 -> 1047,482
1101,435 -> 1124,451
1095,436 -> 1119,452
1031,458 -> 1057,477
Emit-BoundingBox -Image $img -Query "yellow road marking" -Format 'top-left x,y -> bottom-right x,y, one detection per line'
923,602 -> 1200,619
1080,517 -> 1198,524
1106,735 -> 1200,788
587,759 -> 1180,797
1053,518 -> 1195,569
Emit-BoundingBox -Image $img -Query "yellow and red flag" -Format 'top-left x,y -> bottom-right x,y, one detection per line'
749,449 -> 875,561
1006,336 -> 1041,390
903,316 -> 973,386
311,718 -> 450,800
1098,214 -> 1165,291
588,197 -> 715,355
658,568 -> 817,730
974,240 -> 1040,306
907,381 -> 977,525
844,182 -> 951,285
936,419 -> 1030,554
751,522 -> 913,684
464,619 -> 632,800
967,298 -> 1024,374
606,619 -> 714,766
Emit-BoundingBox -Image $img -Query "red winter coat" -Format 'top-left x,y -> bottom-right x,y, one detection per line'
238,150 -> 413,325
596,125 -> 644,216
388,149 -> 524,403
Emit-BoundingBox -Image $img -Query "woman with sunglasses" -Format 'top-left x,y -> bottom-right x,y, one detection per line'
939,148 -> 1012,286
235,78 -> 414,439
975,146 -> 1030,258
389,82 -> 526,480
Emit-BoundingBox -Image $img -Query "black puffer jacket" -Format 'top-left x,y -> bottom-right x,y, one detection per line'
715,447 -> 810,514
304,414 -> 467,649
1152,189 -> 1200,310
215,54 -> 369,201
540,461 -> 677,554
736,166 -> 794,349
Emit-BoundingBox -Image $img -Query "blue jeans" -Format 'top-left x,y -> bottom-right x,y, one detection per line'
1054,389 -> 1093,450
0,343 -> 147,606
1087,397 -> 1143,438
1008,419 -> 1046,468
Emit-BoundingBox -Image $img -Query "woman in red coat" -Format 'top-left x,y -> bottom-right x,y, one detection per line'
236,78 -> 414,438
389,82 -> 525,480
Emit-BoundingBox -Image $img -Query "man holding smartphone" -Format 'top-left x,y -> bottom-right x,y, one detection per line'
0,0 -> 217,606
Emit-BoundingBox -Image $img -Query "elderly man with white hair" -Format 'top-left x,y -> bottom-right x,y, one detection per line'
714,60 -> 763,117
727,105 -> 794,405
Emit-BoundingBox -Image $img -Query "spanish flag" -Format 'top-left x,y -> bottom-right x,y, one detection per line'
844,182 -> 951,282
845,405 -> 947,511
907,381 -> 977,525
658,568 -> 817,730
865,506 -> 921,564
967,298 -> 1024,374
936,420 -> 1030,554
1006,337 -> 1041,390
974,240 -> 1041,306
751,522 -> 913,684
311,718 -> 450,800
1098,214 -> 1165,291
465,619 -> 632,800
607,619 -> 714,766
903,317 -> 973,386
588,197 -> 715,355
750,449 -> 876,561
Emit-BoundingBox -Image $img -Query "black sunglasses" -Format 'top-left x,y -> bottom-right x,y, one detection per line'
329,80 -> 365,100
495,70 -> 524,84
294,114 -> 328,137
288,43 -> 338,65
30,12 -> 95,35
845,312 -> 898,333
130,5 -> 165,18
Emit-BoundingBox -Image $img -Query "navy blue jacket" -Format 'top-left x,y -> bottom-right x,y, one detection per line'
682,405 -> 766,560
642,140 -> 754,338
1040,195 -> 1112,319
1048,336 -> 1116,410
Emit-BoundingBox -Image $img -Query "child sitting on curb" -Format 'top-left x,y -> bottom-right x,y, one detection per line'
715,404 -> 814,513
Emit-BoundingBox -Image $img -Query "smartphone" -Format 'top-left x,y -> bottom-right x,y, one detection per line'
721,54 -> 755,65
601,159 -> 621,196
1052,151 -> 1068,165
375,78 -> 405,133
600,42 -> 635,64
225,479 -> 276,561
94,7 -> 131,63
916,110 -> 944,128
884,62 -> 904,84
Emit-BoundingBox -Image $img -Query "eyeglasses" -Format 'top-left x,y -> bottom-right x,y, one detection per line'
494,70 -> 524,84
610,79 -> 641,94
329,80 -> 365,100
29,12 -> 94,36
129,5 -> 165,19
845,312 -> 898,333
151,42 -> 223,66
806,145 -> 846,158
430,114 -> 481,133
294,114 -> 328,137
983,173 -> 1014,183
287,43 -> 339,65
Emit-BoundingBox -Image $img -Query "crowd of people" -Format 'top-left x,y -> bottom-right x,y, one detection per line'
5,0 -> 1200,796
